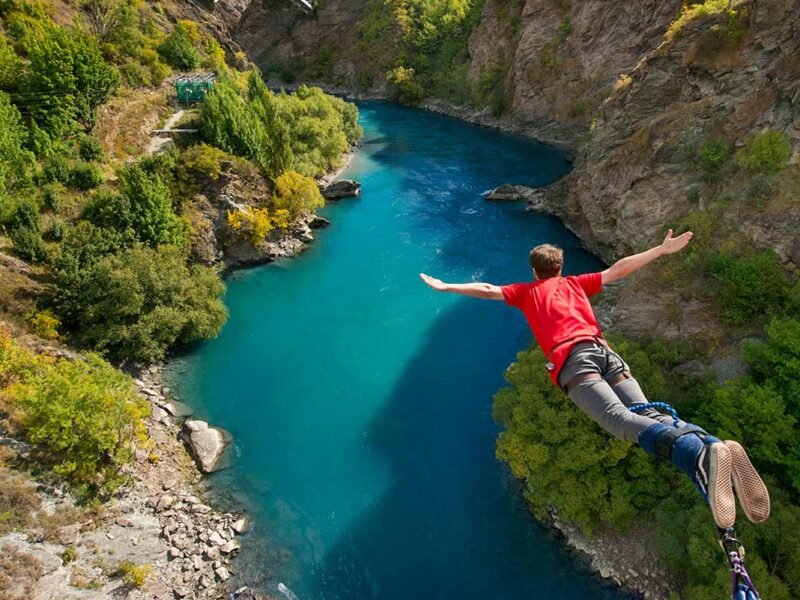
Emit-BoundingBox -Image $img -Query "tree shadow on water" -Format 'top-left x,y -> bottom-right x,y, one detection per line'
313,300 -> 627,600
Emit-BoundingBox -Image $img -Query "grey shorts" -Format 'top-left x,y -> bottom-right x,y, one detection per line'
557,341 -> 630,391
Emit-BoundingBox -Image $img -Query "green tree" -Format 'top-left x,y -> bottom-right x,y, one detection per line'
22,26 -> 119,134
157,21 -> 199,71
735,129 -> 793,174
72,245 -> 227,362
86,163 -> 187,247
0,92 -> 35,197
273,170 -> 324,217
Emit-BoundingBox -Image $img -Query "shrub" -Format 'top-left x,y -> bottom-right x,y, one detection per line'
41,183 -> 63,212
28,309 -> 59,339
697,138 -> 731,180
61,546 -> 78,565
0,331 -> 149,494
227,207 -> 275,244
386,66 -> 425,105
48,221 -> 130,328
78,135 -> 104,162
273,170 -> 324,217
0,92 -> 35,195
85,164 -> 187,248
735,129 -> 792,175
69,161 -> 103,190
665,0 -> 728,42
119,61 -> 149,87
42,155 -> 71,185
5,200 -> 47,263
178,143 -> 229,183
707,250 -> 790,325
157,22 -> 198,71
69,245 -> 227,362
117,561 -> 150,588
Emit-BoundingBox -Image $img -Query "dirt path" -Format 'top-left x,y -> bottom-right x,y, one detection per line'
146,109 -> 187,155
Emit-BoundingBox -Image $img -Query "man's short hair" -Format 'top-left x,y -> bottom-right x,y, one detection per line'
529,244 -> 563,279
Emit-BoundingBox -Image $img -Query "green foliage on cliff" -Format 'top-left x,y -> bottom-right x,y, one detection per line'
0,329 -> 149,495
735,129 -> 793,175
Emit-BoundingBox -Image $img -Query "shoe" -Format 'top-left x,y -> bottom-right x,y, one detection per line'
638,423 -> 736,529
724,440 -> 770,523
697,441 -> 736,530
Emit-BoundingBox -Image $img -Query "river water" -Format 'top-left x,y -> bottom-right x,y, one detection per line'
167,101 -> 631,600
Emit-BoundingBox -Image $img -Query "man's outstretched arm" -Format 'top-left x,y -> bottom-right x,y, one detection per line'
419,273 -> 504,300
602,228 -> 693,285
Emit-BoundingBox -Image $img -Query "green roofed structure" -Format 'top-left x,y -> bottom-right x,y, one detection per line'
175,73 -> 215,103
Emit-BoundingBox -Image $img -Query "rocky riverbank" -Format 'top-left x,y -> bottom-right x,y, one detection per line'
546,508 -> 678,600
0,359 -> 261,600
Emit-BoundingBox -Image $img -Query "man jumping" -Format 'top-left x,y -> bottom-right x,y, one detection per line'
419,229 -> 770,529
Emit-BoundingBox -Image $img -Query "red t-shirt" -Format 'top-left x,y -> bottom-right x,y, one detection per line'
502,272 -> 603,385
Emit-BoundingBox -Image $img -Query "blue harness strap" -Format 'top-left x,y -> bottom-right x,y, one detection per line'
628,401 -> 681,428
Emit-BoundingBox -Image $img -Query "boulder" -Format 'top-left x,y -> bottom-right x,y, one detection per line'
322,179 -> 361,200
231,516 -> 250,534
181,420 -> 232,473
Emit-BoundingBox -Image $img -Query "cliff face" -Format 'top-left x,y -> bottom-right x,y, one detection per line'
556,0 -> 800,263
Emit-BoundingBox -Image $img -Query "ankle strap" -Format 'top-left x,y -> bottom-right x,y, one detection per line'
655,425 -> 707,460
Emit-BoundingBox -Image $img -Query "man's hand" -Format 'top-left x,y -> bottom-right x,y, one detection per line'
419,273 -> 448,292
660,228 -> 693,255
602,227 -> 694,285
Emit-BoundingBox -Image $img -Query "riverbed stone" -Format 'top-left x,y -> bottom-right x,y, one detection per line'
231,516 -> 250,534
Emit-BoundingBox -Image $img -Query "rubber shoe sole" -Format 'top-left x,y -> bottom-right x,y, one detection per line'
705,442 -> 736,530
725,440 -> 771,523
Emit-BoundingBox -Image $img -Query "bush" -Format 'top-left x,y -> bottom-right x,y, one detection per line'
42,155 -> 71,185
227,207 -> 275,244
178,143 -> 229,184
78,135 -> 104,162
697,138 -> 731,180
0,331 -> 149,494
69,161 -> 103,190
85,163 -> 187,248
48,221 -> 130,328
117,560 -> 150,587
119,61 -> 149,87
0,92 -> 35,195
273,170 -> 324,217
707,250 -> 791,325
5,199 -> 48,263
28,309 -> 60,339
69,245 -> 227,362
41,183 -> 63,212
157,22 -> 198,71
386,66 -> 425,105
735,129 -> 793,175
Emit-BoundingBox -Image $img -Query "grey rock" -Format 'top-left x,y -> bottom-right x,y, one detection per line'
215,566 -> 231,581
181,420 -> 232,473
157,495 -> 175,511
163,478 -> 178,491
322,179 -> 361,200
208,531 -> 225,546
309,215 -> 331,229
57,523 -> 82,545
231,516 -> 250,534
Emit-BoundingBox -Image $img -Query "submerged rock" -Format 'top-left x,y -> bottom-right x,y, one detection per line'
322,179 -> 361,200
181,420 -> 232,473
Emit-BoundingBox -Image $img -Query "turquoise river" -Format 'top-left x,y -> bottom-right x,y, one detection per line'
167,101 -> 633,600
